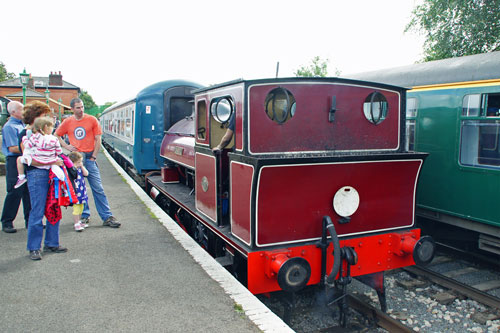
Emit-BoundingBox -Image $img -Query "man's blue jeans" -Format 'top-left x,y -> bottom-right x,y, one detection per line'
26,168 -> 60,251
81,153 -> 112,221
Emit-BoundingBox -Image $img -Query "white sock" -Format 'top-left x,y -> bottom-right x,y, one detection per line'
18,174 -> 26,180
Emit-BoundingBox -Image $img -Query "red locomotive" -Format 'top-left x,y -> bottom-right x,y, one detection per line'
146,77 -> 435,316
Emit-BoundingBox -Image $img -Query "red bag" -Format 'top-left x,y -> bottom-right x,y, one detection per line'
56,166 -> 78,207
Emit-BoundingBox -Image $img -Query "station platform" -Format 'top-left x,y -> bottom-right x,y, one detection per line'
0,149 -> 293,332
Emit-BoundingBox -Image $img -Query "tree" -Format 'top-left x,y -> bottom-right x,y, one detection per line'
294,56 -> 340,77
79,90 -> 97,109
0,62 -> 15,82
406,0 -> 500,61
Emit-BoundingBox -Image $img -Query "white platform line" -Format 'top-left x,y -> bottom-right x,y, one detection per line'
103,150 -> 294,333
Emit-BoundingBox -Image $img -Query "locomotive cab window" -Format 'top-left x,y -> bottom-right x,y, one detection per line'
363,92 -> 388,125
210,97 -> 235,150
265,87 -> 296,124
197,100 -> 207,140
460,93 -> 500,169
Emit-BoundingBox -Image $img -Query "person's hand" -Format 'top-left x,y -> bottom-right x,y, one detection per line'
66,144 -> 77,152
54,159 -> 64,167
212,146 -> 222,153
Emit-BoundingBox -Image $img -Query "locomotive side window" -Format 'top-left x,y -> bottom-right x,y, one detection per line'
363,92 -> 388,125
460,93 -> 500,169
264,88 -> 296,124
211,97 -> 233,123
210,96 -> 235,150
197,100 -> 207,140
405,97 -> 418,151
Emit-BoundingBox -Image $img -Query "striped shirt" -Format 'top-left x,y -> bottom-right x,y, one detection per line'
22,133 -> 62,167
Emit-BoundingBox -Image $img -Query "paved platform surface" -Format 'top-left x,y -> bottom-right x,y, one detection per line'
0,150 -> 292,332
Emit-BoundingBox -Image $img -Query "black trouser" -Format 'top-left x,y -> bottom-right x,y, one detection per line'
1,155 -> 31,229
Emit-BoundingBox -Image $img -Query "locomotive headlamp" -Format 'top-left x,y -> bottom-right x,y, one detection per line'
271,254 -> 311,292
333,186 -> 360,217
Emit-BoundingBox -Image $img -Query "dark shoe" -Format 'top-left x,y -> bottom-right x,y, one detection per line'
80,217 -> 90,225
103,216 -> 121,228
29,250 -> 42,260
43,245 -> 68,253
2,227 -> 17,233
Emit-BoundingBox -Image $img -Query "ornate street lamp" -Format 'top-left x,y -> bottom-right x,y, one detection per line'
19,68 -> 30,105
45,87 -> 50,105
58,98 -> 62,122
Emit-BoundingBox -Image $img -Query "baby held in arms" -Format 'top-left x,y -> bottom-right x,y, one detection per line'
15,117 -> 65,189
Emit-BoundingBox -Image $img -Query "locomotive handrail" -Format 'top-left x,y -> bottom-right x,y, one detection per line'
164,131 -> 195,137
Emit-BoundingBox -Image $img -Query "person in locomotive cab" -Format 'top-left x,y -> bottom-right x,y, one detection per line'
212,112 -> 235,152
54,98 -> 121,228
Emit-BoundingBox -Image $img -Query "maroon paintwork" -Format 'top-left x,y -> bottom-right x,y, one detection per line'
195,153 -> 217,221
230,161 -> 254,245
160,117 -> 195,169
195,84 -> 244,151
248,83 -> 400,154
256,159 -> 423,246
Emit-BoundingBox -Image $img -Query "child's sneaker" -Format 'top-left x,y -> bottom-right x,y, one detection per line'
14,178 -> 27,189
82,222 -> 89,228
74,222 -> 85,232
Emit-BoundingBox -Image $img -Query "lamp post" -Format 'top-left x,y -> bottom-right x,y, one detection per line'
58,98 -> 62,122
45,87 -> 50,105
19,68 -> 30,105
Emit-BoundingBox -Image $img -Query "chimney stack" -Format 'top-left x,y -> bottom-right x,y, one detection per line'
49,71 -> 63,86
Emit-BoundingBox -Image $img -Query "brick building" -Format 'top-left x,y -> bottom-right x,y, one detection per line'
0,71 -> 80,119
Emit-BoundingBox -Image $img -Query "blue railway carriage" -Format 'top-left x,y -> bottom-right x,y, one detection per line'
348,51 -> 500,256
101,80 -> 202,176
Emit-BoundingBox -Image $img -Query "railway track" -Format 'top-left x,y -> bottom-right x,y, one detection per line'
403,265 -> 500,310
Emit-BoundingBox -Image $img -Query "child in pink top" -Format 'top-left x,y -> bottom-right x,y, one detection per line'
15,117 -> 64,189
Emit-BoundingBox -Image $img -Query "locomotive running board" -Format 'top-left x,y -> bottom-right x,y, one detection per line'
146,174 -> 250,257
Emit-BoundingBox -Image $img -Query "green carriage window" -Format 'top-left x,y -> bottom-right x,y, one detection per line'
462,94 -> 481,117
405,98 -> 418,151
485,93 -> 500,117
406,97 -> 418,118
460,93 -> 500,169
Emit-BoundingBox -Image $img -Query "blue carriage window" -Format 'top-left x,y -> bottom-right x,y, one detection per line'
462,94 -> 480,117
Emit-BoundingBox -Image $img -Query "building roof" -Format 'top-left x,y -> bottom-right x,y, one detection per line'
6,88 -> 45,98
5,89 -> 71,109
0,76 -> 80,90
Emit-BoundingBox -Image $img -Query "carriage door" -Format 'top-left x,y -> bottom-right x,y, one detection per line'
196,97 -> 234,226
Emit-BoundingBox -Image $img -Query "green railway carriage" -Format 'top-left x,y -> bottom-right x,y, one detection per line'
348,51 -> 500,255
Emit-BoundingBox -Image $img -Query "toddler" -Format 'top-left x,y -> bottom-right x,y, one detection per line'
15,117 -> 64,189
68,151 -> 89,232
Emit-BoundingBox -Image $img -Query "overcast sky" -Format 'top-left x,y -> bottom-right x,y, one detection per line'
2,0 -> 424,105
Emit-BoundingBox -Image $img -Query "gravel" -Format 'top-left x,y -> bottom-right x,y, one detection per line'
258,269 -> 500,332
